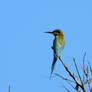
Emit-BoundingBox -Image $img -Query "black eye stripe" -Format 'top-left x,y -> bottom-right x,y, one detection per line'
53,31 -> 60,33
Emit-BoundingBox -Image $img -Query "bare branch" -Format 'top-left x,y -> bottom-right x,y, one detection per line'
62,85 -> 71,92
83,52 -> 86,83
55,73 -> 75,83
88,62 -> 92,75
68,82 -> 81,92
84,66 -> 91,90
73,58 -> 83,85
8,84 -> 10,92
55,73 -> 81,92
59,57 -> 87,92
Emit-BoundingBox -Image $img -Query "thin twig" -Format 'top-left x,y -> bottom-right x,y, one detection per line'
62,85 -> 71,92
88,62 -> 92,75
8,84 -> 10,92
73,58 -> 83,85
84,66 -> 91,90
55,73 -> 75,83
83,52 -> 86,83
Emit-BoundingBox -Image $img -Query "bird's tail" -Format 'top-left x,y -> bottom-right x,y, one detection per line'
50,55 -> 58,79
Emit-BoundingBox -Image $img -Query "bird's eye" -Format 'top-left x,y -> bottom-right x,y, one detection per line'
53,29 -> 60,34
54,31 -> 60,34
56,31 -> 60,33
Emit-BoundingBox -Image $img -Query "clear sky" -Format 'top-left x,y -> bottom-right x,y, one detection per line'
0,0 -> 92,92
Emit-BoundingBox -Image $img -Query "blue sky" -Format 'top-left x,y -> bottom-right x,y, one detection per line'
0,0 -> 92,92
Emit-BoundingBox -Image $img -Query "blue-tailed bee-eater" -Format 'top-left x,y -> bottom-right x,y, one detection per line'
45,29 -> 65,79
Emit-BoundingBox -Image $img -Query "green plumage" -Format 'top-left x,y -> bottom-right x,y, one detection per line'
45,29 -> 65,79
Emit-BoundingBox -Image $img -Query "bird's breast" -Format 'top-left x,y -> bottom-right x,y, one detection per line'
57,37 -> 65,48
53,37 -> 65,56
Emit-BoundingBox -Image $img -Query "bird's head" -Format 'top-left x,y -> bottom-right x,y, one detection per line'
45,29 -> 64,37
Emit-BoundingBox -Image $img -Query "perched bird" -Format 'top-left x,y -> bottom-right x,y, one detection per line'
45,29 -> 65,79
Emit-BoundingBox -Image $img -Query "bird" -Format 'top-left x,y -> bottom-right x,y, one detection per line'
45,29 -> 65,79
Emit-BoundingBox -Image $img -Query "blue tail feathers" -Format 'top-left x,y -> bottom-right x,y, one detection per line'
50,55 -> 58,79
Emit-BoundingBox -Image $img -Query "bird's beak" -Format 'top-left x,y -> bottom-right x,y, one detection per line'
44,31 -> 53,34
